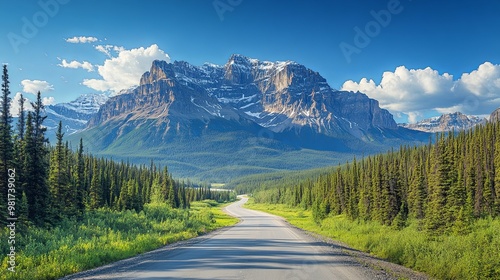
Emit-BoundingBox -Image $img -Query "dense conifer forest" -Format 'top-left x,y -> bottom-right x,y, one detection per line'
253,115 -> 500,233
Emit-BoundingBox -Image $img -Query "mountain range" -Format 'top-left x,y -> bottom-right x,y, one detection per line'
44,93 -> 108,139
66,54 -> 431,182
399,112 -> 487,133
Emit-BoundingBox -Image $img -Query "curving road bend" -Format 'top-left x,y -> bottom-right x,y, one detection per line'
63,196 -> 389,280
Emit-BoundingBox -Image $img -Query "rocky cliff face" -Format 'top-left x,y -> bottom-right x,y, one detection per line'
89,54 -> 397,140
490,108 -> 500,123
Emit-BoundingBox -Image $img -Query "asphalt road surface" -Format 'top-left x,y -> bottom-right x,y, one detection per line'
63,197 -> 389,280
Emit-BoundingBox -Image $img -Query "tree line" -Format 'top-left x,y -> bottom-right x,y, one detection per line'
254,119 -> 500,234
0,65 -> 233,228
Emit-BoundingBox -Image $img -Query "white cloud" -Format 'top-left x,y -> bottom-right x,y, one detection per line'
407,112 -> 422,124
95,45 -> 125,57
66,36 -> 98,44
42,96 -> 56,105
10,92 -> 33,117
58,59 -> 94,72
21,80 -> 54,94
341,62 -> 500,122
457,62 -> 500,97
83,44 -> 170,94
10,92 -> 55,117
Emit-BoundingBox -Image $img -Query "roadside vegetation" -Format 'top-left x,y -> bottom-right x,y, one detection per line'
0,200 -> 238,280
246,199 -> 500,280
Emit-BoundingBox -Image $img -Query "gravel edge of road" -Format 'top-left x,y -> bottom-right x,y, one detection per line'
276,217 -> 432,280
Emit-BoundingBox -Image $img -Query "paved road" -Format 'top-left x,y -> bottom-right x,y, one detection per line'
64,197 -> 386,280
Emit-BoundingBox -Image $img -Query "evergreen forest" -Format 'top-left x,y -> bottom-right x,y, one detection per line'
253,120 -> 500,233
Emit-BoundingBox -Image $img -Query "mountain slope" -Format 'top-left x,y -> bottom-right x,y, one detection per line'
71,55 -> 428,181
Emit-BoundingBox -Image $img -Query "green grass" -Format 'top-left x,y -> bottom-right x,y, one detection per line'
0,201 -> 238,280
245,199 -> 500,280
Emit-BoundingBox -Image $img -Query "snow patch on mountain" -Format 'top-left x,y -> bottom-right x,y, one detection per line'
44,93 -> 109,139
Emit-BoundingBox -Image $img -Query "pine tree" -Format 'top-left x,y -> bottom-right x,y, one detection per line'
0,64 -> 14,224
20,92 -> 50,226
425,135 -> 450,233
408,151 -> 426,219
49,122 -> 70,220
74,138 -> 85,216
88,160 -> 102,210
16,93 -> 25,140
494,122 -> 500,215
14,93 -> 26,199
24,110 -> 50,226
150,173 -> 164,204
130,179 -> 142,211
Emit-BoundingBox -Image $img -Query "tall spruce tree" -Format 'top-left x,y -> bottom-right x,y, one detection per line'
48,121 -> 70,220
16,93 -> 25,140
493,122 -> 500,215
74,138 -> 85,216
408,151 -> 426,219
88,160 -> 102,210
13,93 -> 27,223
25,92 -> 50,226
0,64 -> 14,224
24,111 -> 49,226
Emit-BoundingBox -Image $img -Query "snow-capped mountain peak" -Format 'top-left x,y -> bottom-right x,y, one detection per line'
60,93 -> 109,114
399,112 -> 486,132
88,55 -> 397,139
44,93 -> 109,139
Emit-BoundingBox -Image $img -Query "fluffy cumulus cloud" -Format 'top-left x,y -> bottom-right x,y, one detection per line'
9,92 -> 55,117
341,62 -> 500,122
10,92 -> 33,117
66,36 -> 98,44
21,80 -> 54,94
58,59 -> 94,72
83,44 -> 170,94
42,96 -> 56,105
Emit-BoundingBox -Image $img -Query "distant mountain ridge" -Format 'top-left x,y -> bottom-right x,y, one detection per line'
399,112 -> 486,133
71,54 -> 428,181
44,93 -> 108,139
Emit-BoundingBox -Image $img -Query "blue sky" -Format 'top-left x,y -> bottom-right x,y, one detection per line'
1,0 -> 500,123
